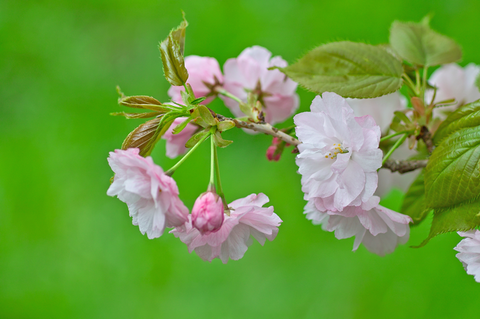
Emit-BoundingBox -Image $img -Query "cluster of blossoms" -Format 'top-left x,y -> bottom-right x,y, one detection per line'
108,46 -> 415,261
108,148 -> 282,263
163,46 -> 299,158
107,17 -> 480,282
295,93 -> 412,256
108,46 -> 294,263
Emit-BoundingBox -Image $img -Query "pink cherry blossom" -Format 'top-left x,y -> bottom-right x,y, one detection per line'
161,117 -> 198,159
107,148 -> 189,239
454,230 -> 480,282
191,191 -> 224,234
426,63 -> 480,115
168,55 -> 223,104
347,92 -> 416,196
347,92 -> 407,133
220,46 -> 299,125
171,193 -> 282,263
295,92 -> 383,212
305,196 -> 412,256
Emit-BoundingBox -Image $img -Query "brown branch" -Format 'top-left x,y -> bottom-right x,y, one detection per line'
416,126 -> 434,153
381,159 -> 428,174
216,114 -> 301,146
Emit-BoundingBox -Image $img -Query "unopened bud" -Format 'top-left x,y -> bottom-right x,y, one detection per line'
192,191 -> 224,234
266,145 -> 281,161
266,137 -> 287,161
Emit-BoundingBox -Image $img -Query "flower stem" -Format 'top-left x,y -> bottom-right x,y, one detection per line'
165,132 -> 211,176
209,136 -> 215,188
212,139 -> 229,214
382,134 -> 407,165
216,89 -> 243,104
380,130 -> 413,142
421,67 -> 428,102
402,73 -> 418,96
415,69 -> 421,95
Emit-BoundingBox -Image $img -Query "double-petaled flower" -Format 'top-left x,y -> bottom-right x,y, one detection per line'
107,148 -> 189,238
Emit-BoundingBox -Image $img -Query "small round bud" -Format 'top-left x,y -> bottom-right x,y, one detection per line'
192,191 -> 224,234
266,145 -> 281,161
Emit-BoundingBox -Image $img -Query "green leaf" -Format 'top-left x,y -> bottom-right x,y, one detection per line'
119,95 -> 171,112
170,12 -> 188,55
425,126 -> 480,208
212,131 -> 233,148
389,20 -> 461,67
433,100 -> 480,145
172,117 -> 193,135
389,115 -> 406,132
195,105 -> 216,126
190,97 -> 206,105
393,111 -> 411,124
110,111 -> 162,119
280,41 -> 403,98
425,102 -> 480,210
476,73 -> 480,91
159,18 -> 189,86
121,117 -> 162,156
185,130 -> 209,148
401,170 -> 430,224
217,120 -> 235,132
416,199 -> 480,247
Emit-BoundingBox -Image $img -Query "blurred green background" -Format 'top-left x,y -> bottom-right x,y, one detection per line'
2,0 -> 480,318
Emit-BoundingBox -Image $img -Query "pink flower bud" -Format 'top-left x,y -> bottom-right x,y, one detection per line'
266,145 -> 281,161
191,192 -> 224,234
266,137 -> 289,161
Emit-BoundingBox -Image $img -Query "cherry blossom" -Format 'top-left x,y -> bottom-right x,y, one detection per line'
454,230 -> 480,282
220,46 -> 299,124
295,92 -> 383,212
305,196 -> 411,256
191,191 -> 224,235
107,148 -> 189,239
162,117 -> 198,159
171,193 -> 282,263
168,55 -> 223,104
347,92 -> 416,196
426,63 -> 480,114
347,92 -> 407,133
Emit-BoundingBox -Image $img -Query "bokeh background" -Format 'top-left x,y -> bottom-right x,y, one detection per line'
2,0 -> 480,318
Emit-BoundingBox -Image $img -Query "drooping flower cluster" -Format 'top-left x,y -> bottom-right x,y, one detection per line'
454,230 -> 480,282
107,148 -> 282,263
109,44 -> 297,263
295,92 -> 412,255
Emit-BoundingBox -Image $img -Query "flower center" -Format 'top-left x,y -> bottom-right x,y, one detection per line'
325,143 -> 348,159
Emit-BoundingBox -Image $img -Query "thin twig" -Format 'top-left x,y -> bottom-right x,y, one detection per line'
416,126 -> 435,153
381,159 -> 428,174
216,114 -> 301,146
